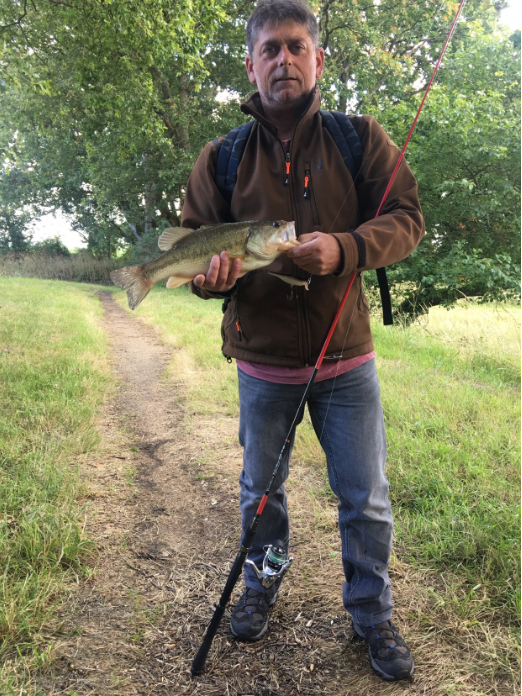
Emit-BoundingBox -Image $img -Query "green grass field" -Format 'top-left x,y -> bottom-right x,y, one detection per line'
1,277 -> 519,692
0,278 -> 114,691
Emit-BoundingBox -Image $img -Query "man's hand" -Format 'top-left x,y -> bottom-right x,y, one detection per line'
286,232 -> 341,275
193,251 -> 242,292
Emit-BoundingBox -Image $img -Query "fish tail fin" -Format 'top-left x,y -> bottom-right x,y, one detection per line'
110,265 -> 153,310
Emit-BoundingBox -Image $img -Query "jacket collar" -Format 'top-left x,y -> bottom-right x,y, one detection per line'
241,87 -> 321,138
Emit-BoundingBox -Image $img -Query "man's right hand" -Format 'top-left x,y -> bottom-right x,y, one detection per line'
193,251 -> 242,293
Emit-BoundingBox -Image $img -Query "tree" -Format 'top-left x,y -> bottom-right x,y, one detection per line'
0,0 -> 519,314
368,24 -> 521,313
0,0 -> 228,249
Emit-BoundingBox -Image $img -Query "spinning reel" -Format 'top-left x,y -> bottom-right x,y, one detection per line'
245,542 -> 293,589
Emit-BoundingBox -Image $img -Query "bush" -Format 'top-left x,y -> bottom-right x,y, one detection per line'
30,236 -> 71,257
365,242 -> 521,321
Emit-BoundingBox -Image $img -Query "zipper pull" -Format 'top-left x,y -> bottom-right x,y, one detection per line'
235,320 -> 242,342
284,152 -> 291,186
303,169 -> 311,199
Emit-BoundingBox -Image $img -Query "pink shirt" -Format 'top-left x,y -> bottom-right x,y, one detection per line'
237,352 -> 375,385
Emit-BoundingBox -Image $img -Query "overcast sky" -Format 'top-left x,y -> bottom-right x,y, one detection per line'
30,2 -> 521,251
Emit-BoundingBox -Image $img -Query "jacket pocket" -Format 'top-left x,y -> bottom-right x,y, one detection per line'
223,286 -> 247,345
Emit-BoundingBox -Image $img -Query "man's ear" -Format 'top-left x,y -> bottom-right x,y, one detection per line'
245,55 -> 257,85
315,47 -> 325,80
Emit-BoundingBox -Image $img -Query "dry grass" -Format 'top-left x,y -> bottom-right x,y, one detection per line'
413,302 -> 520,370
0,252 -> 119,284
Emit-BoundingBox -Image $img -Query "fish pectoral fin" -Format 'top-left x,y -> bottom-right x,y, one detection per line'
166,275 -> 193,289
158,227 -> 195,251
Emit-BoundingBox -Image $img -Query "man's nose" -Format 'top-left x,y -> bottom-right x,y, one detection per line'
278,46 -> 293,65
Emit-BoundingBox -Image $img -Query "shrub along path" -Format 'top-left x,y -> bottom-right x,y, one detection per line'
39,291 -> 518,696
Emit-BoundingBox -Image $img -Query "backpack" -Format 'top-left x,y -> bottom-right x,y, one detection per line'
212,110 -> 393,325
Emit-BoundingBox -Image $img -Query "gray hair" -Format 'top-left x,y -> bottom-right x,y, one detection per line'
246,0 -> 319,56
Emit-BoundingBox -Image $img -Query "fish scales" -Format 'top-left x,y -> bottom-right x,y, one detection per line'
143,223 -> 255,284
111,220 -> 298,310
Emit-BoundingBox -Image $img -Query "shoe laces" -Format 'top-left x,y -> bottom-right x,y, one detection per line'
365,621 -> 408,658
235,588 -> 267,620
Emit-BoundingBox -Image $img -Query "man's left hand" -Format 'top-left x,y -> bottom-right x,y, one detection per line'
286,231 -> 341,275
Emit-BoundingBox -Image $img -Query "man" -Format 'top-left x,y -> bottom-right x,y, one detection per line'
181,0 -> 424,682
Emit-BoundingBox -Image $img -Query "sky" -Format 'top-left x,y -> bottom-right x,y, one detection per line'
30,2 -> 521,252
29,210 -> 86,250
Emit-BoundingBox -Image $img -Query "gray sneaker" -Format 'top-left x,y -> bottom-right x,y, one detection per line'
353,619 -> 415,681
230,587 -> 278,642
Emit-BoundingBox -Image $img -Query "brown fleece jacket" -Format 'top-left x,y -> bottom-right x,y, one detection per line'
182,89 -> 425,367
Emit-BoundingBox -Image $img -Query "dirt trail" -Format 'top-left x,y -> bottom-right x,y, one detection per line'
40,292 -> 512,696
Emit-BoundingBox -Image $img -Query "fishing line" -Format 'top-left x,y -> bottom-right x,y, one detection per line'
314,278 -> 361,448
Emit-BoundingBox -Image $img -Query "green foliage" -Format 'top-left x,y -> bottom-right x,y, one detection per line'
0,0 -> 228,251
366,242 -> 521,318
0,278 -> 113,672
30,236 -> 70,257
120,221 -> 172,266
0,0 -> 519,312
370,25 -> 521,316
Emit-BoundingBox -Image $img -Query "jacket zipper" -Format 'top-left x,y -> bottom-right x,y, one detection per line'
303,165 -> 320,226
284,151 -> 291,186
222,293 -> 243,349
279,139 -> 312,366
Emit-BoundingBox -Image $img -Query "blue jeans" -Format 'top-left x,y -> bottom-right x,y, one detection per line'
237,358 -> 393,626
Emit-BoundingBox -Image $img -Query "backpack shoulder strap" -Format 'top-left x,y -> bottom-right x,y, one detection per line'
320,109 -> 393,325
212,120 -> 255,204
319,110 -> 364,181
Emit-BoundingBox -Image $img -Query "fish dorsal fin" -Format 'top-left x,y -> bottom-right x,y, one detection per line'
158,226 -> 194,251
198,221 -> 258,231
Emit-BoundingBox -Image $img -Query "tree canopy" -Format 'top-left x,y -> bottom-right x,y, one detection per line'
0,0 -> 519,309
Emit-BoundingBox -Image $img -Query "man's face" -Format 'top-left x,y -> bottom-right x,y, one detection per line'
245,19 -> 324,112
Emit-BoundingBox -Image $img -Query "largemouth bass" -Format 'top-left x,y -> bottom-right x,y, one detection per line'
111,220 -> 298,310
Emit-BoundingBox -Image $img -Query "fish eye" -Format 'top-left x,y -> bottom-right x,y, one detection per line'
272,221 -> 281,227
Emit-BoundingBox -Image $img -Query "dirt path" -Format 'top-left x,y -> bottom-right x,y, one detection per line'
39,292 -> 514,696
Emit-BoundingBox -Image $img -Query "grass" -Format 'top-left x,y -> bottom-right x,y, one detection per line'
118,285 -> 520,628
0,278 -> 114,691
373,306 -> 520,621
1,277 -> 519,692
0,252 -> 119,284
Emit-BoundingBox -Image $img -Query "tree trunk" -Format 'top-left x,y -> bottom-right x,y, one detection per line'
144,181 -> 154,235
178,73 -> 190,152
127,222 -> 141,242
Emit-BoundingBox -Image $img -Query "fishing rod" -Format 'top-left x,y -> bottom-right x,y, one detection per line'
191,0 -> 467,676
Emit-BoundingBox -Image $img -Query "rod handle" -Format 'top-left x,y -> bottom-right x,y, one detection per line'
191,603 -> 226,676
191,547 -> 250,676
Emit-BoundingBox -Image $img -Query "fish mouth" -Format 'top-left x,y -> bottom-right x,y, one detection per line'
246,221 -> 298,260
275,221 -> 298,249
